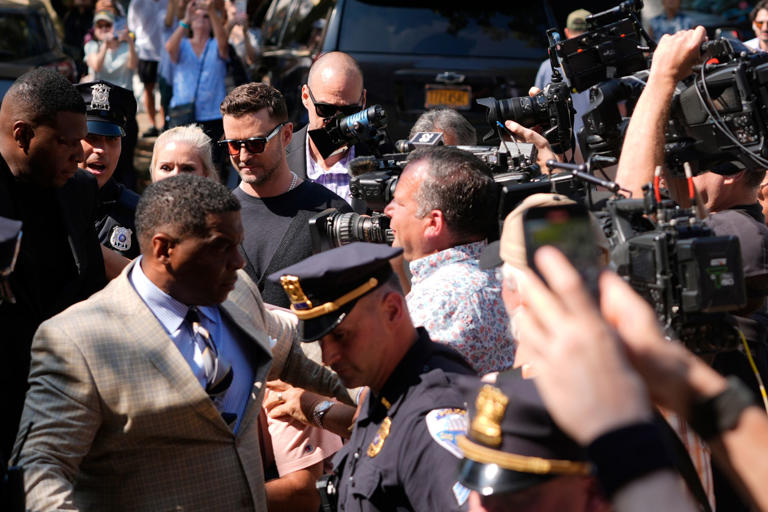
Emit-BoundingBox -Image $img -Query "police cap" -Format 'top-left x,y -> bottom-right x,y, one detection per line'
268,242 -> 403,341
456,371 -> 591,496
75,80 -> 137,137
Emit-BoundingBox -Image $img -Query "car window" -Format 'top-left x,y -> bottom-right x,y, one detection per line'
0,11 -> 51,61
39,7 -> 60,51
282,0 -> 334,50
337,2 -> 550,58
261,0 -> 294,46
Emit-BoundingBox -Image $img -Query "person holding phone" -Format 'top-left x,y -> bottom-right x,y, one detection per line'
479,193 -> 717,511
84,9 -> 137,90
166,0 -> 229,173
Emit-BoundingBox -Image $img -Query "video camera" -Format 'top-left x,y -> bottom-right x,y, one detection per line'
349,132 -> 539,212
308,105 -> 393,159
307,127 -> 541,251
578,37 -> 768,172
578,72 -> 647,161
665,38 -> 768,174
599,186 -> 746,353
554,0 -> 652,93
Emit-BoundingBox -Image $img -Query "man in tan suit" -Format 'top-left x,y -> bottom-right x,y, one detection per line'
12,174 -> 347,511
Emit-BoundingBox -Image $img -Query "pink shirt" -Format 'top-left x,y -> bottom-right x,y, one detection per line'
261,389 -> 343,476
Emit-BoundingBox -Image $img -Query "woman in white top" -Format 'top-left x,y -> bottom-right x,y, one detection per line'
84,9 -> 137,90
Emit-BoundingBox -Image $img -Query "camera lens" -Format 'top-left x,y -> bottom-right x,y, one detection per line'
477,93 -> 550,127
330,213 -> 391,246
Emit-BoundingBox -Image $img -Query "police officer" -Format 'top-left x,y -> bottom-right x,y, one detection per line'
76,80 -> 140,259
269,242 -> 476,511
456,370 -> 689,512
457,371 -> 603,512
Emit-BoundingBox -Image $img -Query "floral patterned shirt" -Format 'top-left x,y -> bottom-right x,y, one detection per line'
406,241 -> 516,374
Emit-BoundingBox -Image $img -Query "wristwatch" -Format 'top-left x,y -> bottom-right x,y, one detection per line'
312,400 -> 335,428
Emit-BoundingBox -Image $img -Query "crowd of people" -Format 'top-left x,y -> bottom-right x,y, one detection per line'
3,2 -> 768,512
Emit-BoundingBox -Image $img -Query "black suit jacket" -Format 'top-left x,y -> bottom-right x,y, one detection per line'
286,125 -> 374,213
0,159 -> 106,460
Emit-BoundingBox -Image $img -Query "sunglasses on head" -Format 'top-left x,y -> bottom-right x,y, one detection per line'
219,122 -> 286,156
306,84 -> 363,119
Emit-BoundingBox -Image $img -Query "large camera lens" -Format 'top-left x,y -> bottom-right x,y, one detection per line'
338,105 -> 388,138
477,93 -> 550,127
330,212 -> 393,246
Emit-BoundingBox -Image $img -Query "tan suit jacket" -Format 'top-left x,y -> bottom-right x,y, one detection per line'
13,261 -> 348,512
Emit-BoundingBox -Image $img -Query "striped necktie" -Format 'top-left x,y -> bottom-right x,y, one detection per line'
185,307 -> 234,400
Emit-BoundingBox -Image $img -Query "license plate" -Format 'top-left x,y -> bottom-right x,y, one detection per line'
425,85 -> 471,109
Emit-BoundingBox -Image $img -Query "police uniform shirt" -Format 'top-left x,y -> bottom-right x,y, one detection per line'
332,327 -> 476,512
95,177 -> 140,259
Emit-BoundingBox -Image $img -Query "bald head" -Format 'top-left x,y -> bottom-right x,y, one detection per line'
302,51 -> 366,131
307,51 -> 363,90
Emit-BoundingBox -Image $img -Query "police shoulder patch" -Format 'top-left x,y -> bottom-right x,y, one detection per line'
425,408 -> 468,459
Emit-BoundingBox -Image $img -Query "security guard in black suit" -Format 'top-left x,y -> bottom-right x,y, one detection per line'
270,242 -> 476,511
76,81 -> 140,259
0,68 -> 107,465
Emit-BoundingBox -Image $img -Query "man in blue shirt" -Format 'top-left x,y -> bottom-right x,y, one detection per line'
14,174 -> 348,511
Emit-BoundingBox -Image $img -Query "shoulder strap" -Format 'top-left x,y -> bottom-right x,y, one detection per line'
192,40 -> 211,104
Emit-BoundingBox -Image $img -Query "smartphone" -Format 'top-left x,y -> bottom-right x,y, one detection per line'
113,17 -> 126,39
523,203 -> 601,300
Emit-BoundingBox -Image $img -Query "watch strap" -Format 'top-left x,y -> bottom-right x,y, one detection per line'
689,376 -> 756,440
313,400 -> 334,428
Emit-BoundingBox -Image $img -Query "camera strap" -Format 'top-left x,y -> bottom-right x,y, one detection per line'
653,410 -> 713,512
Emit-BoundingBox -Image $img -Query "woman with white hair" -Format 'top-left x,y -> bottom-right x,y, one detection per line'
149,124 -> 217,182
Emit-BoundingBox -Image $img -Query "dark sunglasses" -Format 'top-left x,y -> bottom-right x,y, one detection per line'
219,122 -> 286,156
306,84 -> 363,119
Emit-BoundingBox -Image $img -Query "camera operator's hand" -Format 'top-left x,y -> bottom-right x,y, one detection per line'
649,26 -> 707,86
504,120 -> 560,175
514,247 -> 653,445
616,26 -> 707,199
517,247 -> 768,511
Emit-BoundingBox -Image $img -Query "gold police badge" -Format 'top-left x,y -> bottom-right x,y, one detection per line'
367,417 -> 392,457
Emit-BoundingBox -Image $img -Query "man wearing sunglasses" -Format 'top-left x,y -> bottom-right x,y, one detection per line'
746,1 -> 768,53
286,51 -> 371,210
220,82 -> 351,308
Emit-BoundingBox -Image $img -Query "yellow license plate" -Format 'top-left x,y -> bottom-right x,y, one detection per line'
425,86 -> 471,109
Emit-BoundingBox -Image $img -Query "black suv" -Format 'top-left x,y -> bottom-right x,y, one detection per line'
259,0 -> 617,140
0,0 -> 76,99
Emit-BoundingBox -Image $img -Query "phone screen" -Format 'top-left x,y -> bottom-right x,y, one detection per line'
523,203 -> 601,299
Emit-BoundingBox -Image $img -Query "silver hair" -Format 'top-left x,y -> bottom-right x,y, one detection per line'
150,124 -> 217,181
409,108 -> 477,146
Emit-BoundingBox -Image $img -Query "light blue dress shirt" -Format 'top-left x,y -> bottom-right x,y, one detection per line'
130,258 -> 256,431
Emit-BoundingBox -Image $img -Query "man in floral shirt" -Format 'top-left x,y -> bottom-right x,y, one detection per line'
384,146 -> 516,374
